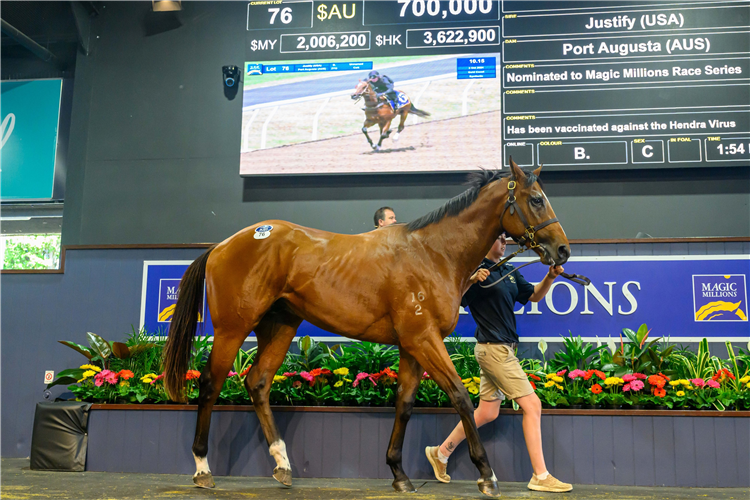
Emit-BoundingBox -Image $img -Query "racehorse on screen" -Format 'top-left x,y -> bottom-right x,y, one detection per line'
351,80 -> 430,151
162,159 -> 570,497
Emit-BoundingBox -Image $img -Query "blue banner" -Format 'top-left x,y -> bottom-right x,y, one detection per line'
0,80 -> 62,201
141,256 -> 749,341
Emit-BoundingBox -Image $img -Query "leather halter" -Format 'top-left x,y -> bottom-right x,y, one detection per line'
482,178 -> 590,287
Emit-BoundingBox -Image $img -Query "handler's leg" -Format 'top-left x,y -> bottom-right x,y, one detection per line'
386,348 -> 422,492
516,393 -> 572,492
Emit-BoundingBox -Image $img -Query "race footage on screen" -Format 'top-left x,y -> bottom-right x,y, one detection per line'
239,53 -> 500,175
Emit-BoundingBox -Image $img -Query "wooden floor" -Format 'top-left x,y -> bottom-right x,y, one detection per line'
3,458 -> 748,500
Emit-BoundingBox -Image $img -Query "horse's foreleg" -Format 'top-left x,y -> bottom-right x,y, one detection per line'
192,330 -> 247,488
245,310 -> 301,487
386,347 -> 423,492
404,333 -> 500,497
362,120 -> 375,148
378,120 -> 392,149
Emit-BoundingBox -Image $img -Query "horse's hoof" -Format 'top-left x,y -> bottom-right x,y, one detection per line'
477,477 -> 501,497
393,132 -> 400,142
392,478 -> 416,493
193,471 -> 215,489
374,145 -> 381,151
273,467 -> 293,487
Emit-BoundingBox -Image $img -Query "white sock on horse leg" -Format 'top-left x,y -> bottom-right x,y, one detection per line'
193,452 -> 210,475
269,439 -> 291,470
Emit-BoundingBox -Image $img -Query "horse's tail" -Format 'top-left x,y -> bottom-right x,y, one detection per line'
409,104 -> 430,118
163,245 -> 216,402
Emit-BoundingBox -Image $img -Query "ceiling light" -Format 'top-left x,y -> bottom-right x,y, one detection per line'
152,1 -> 182,12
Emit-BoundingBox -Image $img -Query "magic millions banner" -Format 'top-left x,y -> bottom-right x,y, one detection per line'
141,256 -> 749,342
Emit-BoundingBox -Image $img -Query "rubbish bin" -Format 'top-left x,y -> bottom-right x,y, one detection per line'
30,402 -> 92,471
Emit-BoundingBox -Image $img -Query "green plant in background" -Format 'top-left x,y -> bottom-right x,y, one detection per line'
548,334 -> 603,372
338,342 -> 398,374
599,324 -> 677,378
672,338 -> 724,380
288,336 -> 340,372
447,332 -> 479,379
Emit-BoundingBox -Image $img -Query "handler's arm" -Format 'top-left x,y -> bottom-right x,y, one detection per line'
528,265 -> 564,302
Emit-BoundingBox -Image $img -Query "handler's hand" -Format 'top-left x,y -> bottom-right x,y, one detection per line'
471,268 -> 491,283
548,265 -> 564,278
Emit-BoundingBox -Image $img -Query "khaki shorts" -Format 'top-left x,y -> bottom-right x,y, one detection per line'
474,343 -> 535,401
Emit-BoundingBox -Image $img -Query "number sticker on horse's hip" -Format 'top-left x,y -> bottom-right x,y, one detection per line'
254,225 -> 273,240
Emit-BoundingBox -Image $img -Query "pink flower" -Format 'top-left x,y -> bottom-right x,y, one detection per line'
691,378 -> 705,388
228,371 -> 238,377
706,380 -> 720,389
95,369 -> 118,386
633,373 -> 647,380
149,373 -> 164,385
353,372 -> 377,387
300,371 -> 314,383
630,380 -> 644,392
623,374 -> 636,382
556,369 -> 567,377
568,369 -> 586,379
623,383 -> 631,392
283,372 -> 297,377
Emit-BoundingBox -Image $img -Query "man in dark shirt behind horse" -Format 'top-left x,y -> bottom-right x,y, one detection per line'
367,70 -> 399,110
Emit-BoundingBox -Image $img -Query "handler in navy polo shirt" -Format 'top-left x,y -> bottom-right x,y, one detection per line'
426,233 -> 573,493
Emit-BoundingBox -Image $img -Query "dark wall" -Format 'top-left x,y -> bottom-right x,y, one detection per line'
60,2 -> 750,245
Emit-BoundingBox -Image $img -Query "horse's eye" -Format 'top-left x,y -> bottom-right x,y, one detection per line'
530,197 -> 543,207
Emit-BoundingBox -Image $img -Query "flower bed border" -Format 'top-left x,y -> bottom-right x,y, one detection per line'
90,404 -> 750,417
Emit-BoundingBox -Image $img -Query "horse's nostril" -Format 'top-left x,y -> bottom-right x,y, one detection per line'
557,245 -> 570,261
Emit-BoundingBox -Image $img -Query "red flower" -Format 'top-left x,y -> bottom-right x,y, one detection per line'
633,373 -> 647,380
240,365 -> 252,377
556,369 -> 568,377
647,375 -> 666,388
654,387 -> 666,398
528,374 -> 541,381
712,368 -> 735,382
380,367 -> 398,379
530,381 -> 537,391
117,370 -> 135,381
185,370 -> 201,381
292,380 -> 302,389
282,371 -> 297,377
591,384 -> 603,394
585,369 -> 606,381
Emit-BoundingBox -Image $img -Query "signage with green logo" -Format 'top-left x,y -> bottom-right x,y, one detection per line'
1,80 -> 63,201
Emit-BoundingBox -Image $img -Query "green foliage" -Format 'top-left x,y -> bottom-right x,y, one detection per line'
548,334 -> 603,372
672,338 -> 724,380
598,325 -> 677,377
2,234 -> 61,269
337,341 -> 398,374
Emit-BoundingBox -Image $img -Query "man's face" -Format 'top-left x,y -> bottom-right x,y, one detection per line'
378,209 -> 397,227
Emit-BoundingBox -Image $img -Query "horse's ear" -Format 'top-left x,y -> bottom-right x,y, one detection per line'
509,156 -> 525,181
532,164 -> 543,177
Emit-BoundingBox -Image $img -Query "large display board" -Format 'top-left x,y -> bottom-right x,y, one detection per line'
240,0 -> 749,175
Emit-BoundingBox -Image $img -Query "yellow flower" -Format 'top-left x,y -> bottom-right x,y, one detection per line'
333,367 -> 349,376
686,385 -> 694,390
81,370 -> 96,380
473,377 -> 481,384
141,373 -> 158,383
462,377 -> 472,384
273,375 -> 287,383
79,364 -> 101,373
669,380 -> 681,386
555,384 -> 563,390
544,380 -> 556,388
334,380 -> 343,388
546,373 -> 556,379
119,381 -> 130,388
679,379 -> 691,386
344,378 -> 352,383
676,391 -> 685,397
552,376 -> 564,383
468,386 -> 479,395
604,377 -> 624,386
746,382 -> 750,389
739,375 -> 750,384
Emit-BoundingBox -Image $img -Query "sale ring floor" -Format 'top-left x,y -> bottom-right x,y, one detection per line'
3,458 -> 747,500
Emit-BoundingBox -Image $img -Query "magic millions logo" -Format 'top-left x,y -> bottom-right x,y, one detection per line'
692,275 -> 748,322
158,279 -> 203,323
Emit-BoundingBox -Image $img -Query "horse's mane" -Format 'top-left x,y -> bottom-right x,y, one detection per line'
405,168 -> 541,232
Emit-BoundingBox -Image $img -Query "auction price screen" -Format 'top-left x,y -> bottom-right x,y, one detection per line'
239,1 -> 750,175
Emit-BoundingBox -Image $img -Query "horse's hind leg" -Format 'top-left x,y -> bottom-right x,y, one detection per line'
378,120 -> 392,149
192,328 -> 247,488
402,331 -> 500,497
386,347 -> 422,492
244,309 -> 301,487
